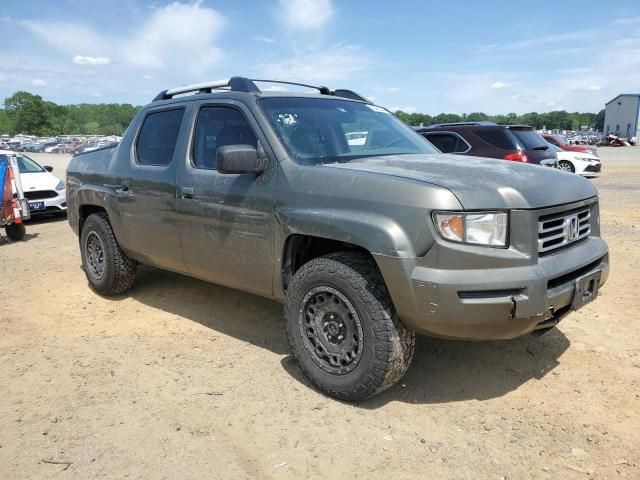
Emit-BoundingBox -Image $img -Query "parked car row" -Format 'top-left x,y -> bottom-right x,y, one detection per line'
1,137 -> 122,155
412,121 -> 601,177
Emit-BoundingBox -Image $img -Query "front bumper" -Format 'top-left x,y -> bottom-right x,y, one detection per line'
27,191 -> 67,215
376,238 -> 608,340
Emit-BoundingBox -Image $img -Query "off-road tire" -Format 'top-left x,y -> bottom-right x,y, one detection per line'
284,252 -> 415,401
5,223 -> 26,241
80,213 -> 136,295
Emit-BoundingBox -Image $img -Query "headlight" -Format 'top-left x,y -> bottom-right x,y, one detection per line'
55,180 -> 64,191
433,212 -> 508,247
578,157 -> 599,163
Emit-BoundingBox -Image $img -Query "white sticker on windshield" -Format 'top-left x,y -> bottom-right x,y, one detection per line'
366,104 -> 390,114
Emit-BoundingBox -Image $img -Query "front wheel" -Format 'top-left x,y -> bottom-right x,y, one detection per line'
80,213 -> 136,295
284,252 -> 415,401
558,160 -> 575,173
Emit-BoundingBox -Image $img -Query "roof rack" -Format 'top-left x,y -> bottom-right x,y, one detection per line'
152,76 -> 372,104
424,121 -> 498,129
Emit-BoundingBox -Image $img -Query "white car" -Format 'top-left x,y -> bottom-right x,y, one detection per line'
0,150 -> 67,215
546,143 -> 601,177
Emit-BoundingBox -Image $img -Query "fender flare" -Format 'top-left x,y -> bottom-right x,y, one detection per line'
76,185 -> 131,251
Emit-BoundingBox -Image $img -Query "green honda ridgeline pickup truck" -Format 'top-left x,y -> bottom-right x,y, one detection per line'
67,77 -> 609,401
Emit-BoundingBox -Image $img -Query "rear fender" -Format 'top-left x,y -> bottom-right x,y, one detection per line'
76,185 -> 131,251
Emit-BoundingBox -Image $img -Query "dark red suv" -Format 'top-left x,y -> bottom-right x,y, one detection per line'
415,122 -> 558,167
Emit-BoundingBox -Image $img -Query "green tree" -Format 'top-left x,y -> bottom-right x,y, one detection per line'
594,109 -> 605,131
4,91 -> 52,135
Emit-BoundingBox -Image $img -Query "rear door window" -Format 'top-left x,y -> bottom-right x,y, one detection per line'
424,133 -> 469,153
474,129 -> 517,150
510,129 -> 549,150
136,108 -> 185,166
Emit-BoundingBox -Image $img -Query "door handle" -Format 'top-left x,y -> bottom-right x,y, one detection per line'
181,186 -> 194,199
115,180 -> 132,195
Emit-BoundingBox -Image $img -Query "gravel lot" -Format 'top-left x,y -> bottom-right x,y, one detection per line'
1,148 -> 639,479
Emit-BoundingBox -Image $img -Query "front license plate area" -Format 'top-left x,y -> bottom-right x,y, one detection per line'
29,201 -> 45,211
571,271 -> 601,310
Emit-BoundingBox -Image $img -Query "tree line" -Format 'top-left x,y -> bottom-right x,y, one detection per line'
0,91 -> 140,137
0,90 -> 605,136
394,109 -> 605,132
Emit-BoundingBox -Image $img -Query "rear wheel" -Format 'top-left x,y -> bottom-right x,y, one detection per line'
80,213 -> 136,295
558,160 -> 575,173
284,252 -> 415,401
5,223 -> 26,241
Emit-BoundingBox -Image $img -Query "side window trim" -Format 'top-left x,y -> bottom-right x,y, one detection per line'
133,106 -> 186,167
426,131 -> 471,153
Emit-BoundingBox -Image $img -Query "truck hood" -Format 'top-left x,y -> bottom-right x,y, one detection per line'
324,153 -> 597,209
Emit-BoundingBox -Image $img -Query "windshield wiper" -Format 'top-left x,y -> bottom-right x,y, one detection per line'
532,145 -> 549,151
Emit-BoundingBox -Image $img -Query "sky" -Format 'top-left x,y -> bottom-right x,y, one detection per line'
0,0 -> 639,114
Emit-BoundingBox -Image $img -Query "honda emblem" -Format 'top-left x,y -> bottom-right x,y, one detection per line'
566,215 -> 579,241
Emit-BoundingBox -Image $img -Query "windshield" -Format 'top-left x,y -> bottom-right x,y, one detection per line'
259,97 -> 439,165
0,154 -> 45,173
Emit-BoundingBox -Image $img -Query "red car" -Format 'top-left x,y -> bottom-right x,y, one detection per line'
543,134 -> 598,156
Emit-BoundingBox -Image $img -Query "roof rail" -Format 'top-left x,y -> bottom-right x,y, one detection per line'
152,76 -> 372,103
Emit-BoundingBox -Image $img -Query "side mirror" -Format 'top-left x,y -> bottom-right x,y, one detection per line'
216,145 -> 266,175
44,166 -> 54,172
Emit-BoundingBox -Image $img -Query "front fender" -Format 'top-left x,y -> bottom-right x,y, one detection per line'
277,207 -> 418,257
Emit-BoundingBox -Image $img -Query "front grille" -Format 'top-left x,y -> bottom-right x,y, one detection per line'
538,207 -> 591,254
585,164 -> 601,173
24,190 -> 58,200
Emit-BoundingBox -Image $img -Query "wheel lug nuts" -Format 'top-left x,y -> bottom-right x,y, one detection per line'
338,335 -> 343,340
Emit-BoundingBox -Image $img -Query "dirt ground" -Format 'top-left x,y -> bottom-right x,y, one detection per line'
1,148 -> 639,479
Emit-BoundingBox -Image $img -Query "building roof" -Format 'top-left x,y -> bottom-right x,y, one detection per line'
605,93 -> 640,105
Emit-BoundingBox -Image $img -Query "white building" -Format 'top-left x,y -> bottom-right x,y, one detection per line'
604,94 -> 640,140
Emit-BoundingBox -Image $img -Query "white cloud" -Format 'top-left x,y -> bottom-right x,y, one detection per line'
32,79 -> 46,86
252,35 -> 276,43
0,73 -> 6,81
491,81 -> 511,89
585,85 -> 601,91
142,74 -> 153,80
511,94 -> 521,100
93,92 -> 103,97
612,16 -> 640,25
123,1 -> 225,75
259,44 -> 370,82
22,21 -> 109,56
263,85 -> 287,91
73,55 -> 111,65
386,87 -> 400,92
546,101 -> 556,107
366,96 -> 376,102
278,0 -> 333,30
